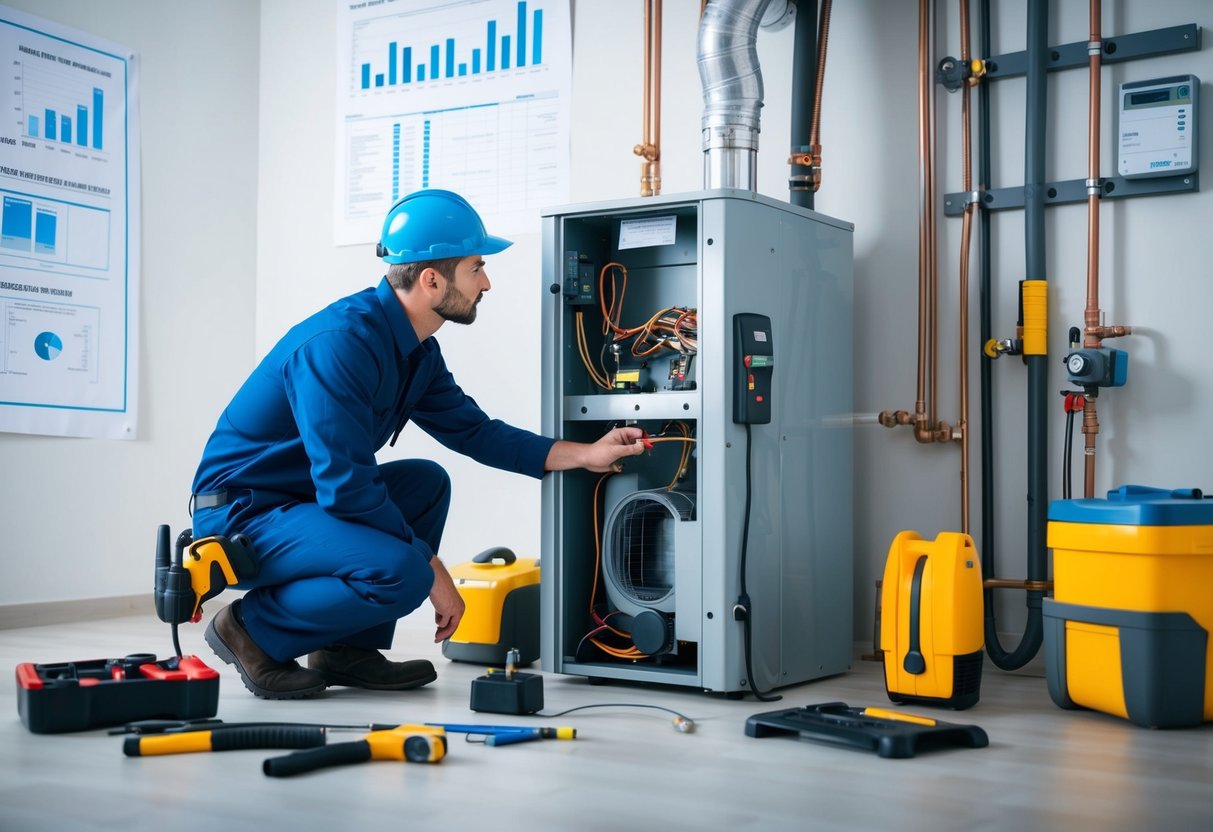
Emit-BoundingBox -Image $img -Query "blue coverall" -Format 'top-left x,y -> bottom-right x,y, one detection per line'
191,277 -> 554,661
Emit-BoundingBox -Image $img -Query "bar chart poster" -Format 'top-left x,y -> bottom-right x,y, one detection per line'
335,0 -> 571,244
0,5 -> 141,439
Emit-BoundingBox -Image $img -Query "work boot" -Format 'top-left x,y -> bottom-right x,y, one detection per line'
307,645 -> 437,691
204,602 -> 327,700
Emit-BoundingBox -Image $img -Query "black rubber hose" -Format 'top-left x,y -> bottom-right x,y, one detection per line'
985,0 -> 1047,670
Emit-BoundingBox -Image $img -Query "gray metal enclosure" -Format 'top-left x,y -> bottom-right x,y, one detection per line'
540,189 -> 854,694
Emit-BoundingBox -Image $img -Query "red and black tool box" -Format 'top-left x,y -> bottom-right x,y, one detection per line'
16,654 -> 220,734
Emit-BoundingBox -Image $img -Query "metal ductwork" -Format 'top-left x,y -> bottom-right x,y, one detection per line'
697,0 -> 775,191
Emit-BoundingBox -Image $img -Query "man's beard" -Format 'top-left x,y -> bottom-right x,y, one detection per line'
434,282 -> 480,325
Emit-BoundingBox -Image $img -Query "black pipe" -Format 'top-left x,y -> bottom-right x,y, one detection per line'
977,0 -> 997,639
984,0 -> 1047,669
788,0 -> 817,209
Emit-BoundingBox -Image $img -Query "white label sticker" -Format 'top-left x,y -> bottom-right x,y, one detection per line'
618,215 -> 677,250
753,330 -> 768,342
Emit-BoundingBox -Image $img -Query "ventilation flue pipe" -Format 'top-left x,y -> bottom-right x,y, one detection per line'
698,0 -> 774,190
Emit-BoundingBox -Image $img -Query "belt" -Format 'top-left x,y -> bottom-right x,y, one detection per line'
192,489 -> 231,511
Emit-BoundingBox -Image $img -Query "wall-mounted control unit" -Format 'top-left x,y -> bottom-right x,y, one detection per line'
1117,75 -> 1199,179
540,190 -> 855,694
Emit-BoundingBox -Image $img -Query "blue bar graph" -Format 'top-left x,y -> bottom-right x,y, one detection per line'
517,2 -> 526,68
533,9 -> 543,64
422,119 -> 431,188
1,196 -> 33,252
391,123 -> 401,201
34,209 -> 57,255
28,89 -> 104,150
92,88 -> 103,150
354,1 -> 546,90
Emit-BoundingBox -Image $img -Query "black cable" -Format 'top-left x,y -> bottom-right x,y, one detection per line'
737,422 -> 780,702
1063,406 -> 1075,500
171,623 -> 182,660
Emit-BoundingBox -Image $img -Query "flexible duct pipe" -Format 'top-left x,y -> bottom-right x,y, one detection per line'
698,0 -> 774,190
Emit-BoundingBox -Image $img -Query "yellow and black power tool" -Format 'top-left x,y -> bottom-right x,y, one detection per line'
154,525 -> 258,652
881,530 -> 984,710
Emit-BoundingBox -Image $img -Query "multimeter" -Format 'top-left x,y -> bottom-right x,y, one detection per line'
1117,75 -> 1199,179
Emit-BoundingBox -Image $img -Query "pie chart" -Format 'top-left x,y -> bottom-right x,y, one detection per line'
34,331 -> 63,361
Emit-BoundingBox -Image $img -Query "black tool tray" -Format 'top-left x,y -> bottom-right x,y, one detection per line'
745,701 -> 989,759
16,654 -> 220,734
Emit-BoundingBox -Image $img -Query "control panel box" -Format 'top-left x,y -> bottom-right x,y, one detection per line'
1118,75 -> 1199,179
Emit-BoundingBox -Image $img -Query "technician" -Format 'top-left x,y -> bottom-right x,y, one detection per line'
190,189 -> 645,700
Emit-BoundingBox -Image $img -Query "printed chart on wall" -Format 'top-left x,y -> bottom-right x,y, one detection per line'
335,0 -> 571,244
0,5 -> 140,439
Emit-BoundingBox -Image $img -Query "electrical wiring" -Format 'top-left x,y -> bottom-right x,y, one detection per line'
582,426 -> 698,659
575,309 -> 612,389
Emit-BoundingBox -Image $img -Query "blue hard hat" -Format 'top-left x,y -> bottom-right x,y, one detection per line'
377,189 -> 512,264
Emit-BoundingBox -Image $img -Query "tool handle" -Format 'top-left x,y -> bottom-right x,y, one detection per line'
124,726 -> 326,757
263,740 -> 371,777
211,726 -> 326,752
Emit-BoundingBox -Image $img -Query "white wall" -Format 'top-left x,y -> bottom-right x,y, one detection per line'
0,0 -> 260,609
4,0 -> 1211,650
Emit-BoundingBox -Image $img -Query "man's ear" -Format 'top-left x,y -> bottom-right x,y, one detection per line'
419,266 -> 443,293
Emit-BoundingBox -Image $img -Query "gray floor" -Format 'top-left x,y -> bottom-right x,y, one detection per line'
2,609 -> 1211,832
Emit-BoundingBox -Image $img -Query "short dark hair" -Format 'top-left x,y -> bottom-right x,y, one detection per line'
386,256 -> 464,291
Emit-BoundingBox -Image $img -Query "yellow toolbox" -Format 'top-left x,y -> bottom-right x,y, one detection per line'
441,547 -> 539,666
1045,485 -> 1213,728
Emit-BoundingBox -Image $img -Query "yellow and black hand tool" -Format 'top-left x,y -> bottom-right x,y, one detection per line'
262,724 -> 446,777
124,724 -> 326,757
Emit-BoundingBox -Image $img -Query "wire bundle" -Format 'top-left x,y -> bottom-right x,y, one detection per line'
575,261 -> 697,389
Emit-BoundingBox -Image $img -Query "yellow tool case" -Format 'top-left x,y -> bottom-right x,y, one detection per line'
880,531 -> 984,709
442,547 -> 540,666
1045,485 -> 1213,728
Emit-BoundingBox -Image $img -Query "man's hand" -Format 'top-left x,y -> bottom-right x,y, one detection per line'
428,557 -> 466,643
544,426 -> 648,473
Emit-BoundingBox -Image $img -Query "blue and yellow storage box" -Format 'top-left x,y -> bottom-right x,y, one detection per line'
1045,485 -> 1213,728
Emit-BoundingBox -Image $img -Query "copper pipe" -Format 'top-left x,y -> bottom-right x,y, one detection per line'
925,0 -> 940,444
1083,397 -> 1099,498
913,0 -> 931,441
984,578 -> 1054,592
634,0 -> 662,196
957,0 -> 974,532
807,0 -> 832,191
1082,0 -> 1101,496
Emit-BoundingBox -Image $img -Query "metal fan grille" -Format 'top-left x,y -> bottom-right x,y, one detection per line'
603,490 -> 694,613
610,500 -> 676,602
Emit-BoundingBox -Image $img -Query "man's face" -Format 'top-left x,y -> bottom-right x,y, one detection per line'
433,255 -> 489,325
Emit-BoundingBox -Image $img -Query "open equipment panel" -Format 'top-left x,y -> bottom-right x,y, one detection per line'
540,189 -> 855,695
